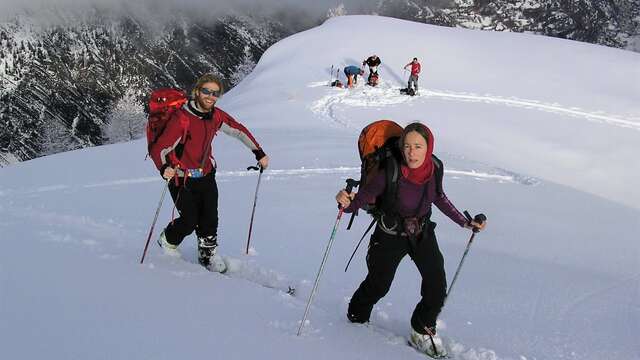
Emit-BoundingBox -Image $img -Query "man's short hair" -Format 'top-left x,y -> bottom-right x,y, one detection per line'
192,73 -> 225,98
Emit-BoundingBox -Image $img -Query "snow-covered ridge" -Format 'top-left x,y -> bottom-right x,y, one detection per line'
233,15 -> 639,209
2,1 -> 638,165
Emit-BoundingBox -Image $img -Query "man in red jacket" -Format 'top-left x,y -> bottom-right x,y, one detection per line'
404,57 -> 421,93
149,73 -> 269,272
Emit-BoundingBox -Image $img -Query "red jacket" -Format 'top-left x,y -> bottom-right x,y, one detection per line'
149,101 -> 264,177
406,62 -> 421,76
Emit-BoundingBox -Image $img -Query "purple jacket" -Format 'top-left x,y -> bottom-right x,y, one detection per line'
345,172 -> 468,227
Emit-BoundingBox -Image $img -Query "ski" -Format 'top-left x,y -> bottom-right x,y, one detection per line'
350,321 -> 450,359
407,340 -> 450,359
156,241 -> 297,296
204,256 -> 297,297
329,65 -> 334,86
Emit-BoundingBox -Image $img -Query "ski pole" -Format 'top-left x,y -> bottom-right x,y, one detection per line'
444,211 -> 487,305
297,178 -> 359,336
245,163 -> 264,255
140,180 -> 170,264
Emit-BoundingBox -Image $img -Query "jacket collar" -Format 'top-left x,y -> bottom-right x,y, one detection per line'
185,100 -> 214,120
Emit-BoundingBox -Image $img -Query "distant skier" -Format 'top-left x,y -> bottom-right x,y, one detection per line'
404,57 -> 421,93
336,123 -> 486,358
343,65 -> 365,88
149,73 -> 269,273
362,54 -> 381,85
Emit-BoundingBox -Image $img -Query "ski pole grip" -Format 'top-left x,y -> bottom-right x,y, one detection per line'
464,211 -> 487,233
474,213 -> 487,223
345,178 -> 360,194
247,162 -> 263,173
338,179 -> 360,210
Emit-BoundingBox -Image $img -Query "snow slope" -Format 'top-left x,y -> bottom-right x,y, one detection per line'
1,15 -> 639,360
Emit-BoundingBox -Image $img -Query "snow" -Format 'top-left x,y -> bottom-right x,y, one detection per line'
0,151 -> 20,166
1,15 -> 639,360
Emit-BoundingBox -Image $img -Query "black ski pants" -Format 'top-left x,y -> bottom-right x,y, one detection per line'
164,171 -> 219,246
348,221 -> 447,333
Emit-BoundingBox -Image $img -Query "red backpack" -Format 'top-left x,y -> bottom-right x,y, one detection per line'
367,73 -> 379,87
145,88 -> 189,154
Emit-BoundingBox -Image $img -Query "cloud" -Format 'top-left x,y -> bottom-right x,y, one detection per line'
0,0 -> 356,22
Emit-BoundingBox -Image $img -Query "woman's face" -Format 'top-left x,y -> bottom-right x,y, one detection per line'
403,131 -> 428,169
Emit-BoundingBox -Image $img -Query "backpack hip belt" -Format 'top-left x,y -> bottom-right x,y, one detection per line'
377,214 -> 428,237
175,167 -> 207,179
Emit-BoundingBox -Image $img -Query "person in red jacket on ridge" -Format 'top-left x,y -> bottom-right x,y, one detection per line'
404,57 -> 421,93
149,73 -> 269,273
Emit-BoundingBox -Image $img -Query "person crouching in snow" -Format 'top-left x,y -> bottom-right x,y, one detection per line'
335,122 -> 486,358
362,54 -> 381,85
149,73 -> 269,273
343,65 -> 365,88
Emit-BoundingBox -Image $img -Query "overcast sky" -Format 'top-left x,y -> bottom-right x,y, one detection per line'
0,0 -> 366,22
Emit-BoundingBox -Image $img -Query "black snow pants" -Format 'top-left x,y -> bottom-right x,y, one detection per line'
348,221 -> 447,334
164,171 -> 219,246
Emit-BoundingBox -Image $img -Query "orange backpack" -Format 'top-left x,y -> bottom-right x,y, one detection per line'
353,119 -> 443,219
345,120 -> 444,272
357,120 -> 403,191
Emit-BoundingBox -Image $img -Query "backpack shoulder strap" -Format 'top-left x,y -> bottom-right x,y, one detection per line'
431,154 -> 444,196
177,107 -> 190,143
379,146 -> 401,216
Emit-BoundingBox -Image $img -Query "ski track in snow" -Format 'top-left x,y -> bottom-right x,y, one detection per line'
310,81 -> 640,131
559,273 -> 640,318
11,209 -> 513,360
0,166 -> 538,198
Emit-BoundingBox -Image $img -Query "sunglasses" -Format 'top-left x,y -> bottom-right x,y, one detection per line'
200,87 -> 221,97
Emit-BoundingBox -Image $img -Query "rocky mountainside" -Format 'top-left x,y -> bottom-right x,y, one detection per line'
1,1 -> 638,166
439,0 -> 640,50
0,6 -> 303,165
373,0 -> 639,49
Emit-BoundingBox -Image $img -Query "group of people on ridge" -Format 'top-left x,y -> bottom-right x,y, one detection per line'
149,72 -> 486,359
341,54 -> 422,94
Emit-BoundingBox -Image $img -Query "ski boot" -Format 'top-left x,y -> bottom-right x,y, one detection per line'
346,300 -> 372,324
198,235 -> 227,273
408,327 -> 448,359
157,229 -> 180,256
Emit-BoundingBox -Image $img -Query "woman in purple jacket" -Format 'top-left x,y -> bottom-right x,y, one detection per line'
336,122 -> 485,358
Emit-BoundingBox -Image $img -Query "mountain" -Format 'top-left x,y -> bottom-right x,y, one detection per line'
0,5 -> 307,165
369,0 -> 640,51
438,0 -> 640,50
1,1 -> 638,166
1,15 -> 638,360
